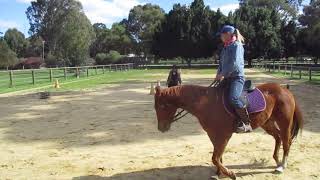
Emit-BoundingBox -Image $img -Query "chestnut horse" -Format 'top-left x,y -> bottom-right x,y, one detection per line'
154,83 -> 303,179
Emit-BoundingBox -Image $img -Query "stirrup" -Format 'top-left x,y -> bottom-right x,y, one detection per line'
235,122 -> 253,133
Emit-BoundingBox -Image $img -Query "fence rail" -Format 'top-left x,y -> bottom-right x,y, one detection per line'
253,62 -> 320,81
0,63 -> 134,88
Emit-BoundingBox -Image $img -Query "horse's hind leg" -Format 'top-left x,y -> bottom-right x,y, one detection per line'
275,107 -> 294,172
261,120 -> 282,166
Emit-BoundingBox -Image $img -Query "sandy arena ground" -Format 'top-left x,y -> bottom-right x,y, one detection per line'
0,69 -> 319,180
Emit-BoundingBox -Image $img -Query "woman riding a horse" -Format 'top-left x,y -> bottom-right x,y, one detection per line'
216,25 -> 251,133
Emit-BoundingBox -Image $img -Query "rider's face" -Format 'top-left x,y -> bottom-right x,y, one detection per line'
220,33 -> 232,43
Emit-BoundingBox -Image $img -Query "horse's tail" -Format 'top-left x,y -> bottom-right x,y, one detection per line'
291,99 -> 304,140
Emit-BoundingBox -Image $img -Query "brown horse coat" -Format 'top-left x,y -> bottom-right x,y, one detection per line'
154,83 -> 303,179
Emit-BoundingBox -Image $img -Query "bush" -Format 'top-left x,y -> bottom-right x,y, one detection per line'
95,51 -> 122,65
106,50 -> 122,63
95,53 -> 107,65
45,53 -> 59,67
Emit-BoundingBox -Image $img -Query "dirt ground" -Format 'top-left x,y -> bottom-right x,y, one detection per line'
0,69 -> 319,180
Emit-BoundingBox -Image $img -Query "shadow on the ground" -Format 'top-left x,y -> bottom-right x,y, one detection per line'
72,164 -> 276,180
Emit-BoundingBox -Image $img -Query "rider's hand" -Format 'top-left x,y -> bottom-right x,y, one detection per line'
215,74 -> 224,81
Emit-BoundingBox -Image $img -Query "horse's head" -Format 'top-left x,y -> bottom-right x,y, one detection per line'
154,86 -> 178,132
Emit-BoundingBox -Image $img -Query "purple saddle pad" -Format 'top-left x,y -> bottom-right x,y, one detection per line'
223,88 -> 266,115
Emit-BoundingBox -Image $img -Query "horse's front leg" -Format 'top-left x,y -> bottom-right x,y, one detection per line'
209,133 -> 235,179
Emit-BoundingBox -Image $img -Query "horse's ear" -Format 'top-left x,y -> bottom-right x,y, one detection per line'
155,86 -> 161,95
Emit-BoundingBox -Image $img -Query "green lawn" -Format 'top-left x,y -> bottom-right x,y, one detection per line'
0,69 -> 215,94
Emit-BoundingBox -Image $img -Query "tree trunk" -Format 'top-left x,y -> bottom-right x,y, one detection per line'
248,59 -> 252,68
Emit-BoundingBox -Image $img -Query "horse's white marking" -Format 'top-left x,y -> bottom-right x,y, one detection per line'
275,165 -> 284,173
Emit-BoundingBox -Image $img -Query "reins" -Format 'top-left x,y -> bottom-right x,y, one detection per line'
170,80 -> 221,123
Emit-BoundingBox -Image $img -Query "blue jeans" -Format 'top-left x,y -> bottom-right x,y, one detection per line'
228,76 -> 245,108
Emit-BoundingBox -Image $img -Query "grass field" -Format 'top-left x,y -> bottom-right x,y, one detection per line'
0,68 -> 216,94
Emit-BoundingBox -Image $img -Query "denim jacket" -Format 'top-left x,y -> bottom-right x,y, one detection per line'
217,41 -> 245,78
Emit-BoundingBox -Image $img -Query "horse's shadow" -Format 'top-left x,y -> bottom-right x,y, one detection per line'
72,164 -> 276,180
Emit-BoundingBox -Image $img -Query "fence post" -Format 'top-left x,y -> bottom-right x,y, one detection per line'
268,64 -> 271,72
103,66 -> 105,74
49,69 -> 53,82
32,70 -> 35,85
309,68 -> 312,81
264,63 -> 267,71
64,67 -> 67,80
290,64 -> 293,77
278,64 -> 280,72
299,69 -> 302,79
115,65 -> 118,71
284,65 -> 287,75
9,70 -> 13,87
76,67 -> 80,78
95,66 -> 98,75
109,65 -> 112,72
273,62 -> 275,72
87,67 -> 89,77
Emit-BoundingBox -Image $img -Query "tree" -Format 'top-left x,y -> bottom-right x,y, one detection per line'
90,22 -> 133,57
127,4 -> 165,57
24,35 -> 44,58
0,40 -> 18,68
4,28 -> 28,57
26,0 -> 94,66
239,0 -> 302,18
55,10 -> 94,66
152,4 -> 192,59
280,20 -> 299,58
232,4 -> 283,64
152,0 -> 222,65
298,0 -> 320,61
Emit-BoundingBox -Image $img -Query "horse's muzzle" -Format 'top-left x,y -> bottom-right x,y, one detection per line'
158,122 -> 170,132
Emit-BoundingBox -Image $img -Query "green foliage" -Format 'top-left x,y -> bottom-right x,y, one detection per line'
4,28 -> 27,57
127,3 -> 165,55
106,50 -> 122,63
56,10 -> 94,66
239,0 -> 302,18
152,0 -> 224,59
95,51 -> 122,65
0,40 -> 18,68
90,23 -> 132,57
26,0 -> 95,67
95,53 -> 107,65
298,0 -> 320,59
44,52 -> 61,67
233,5 -> 282,59
280,20 -> 299,57
24,35 -> 44,57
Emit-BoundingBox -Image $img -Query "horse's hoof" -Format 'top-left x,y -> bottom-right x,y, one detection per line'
274,166 -> 284,174
228,171 -> 236,180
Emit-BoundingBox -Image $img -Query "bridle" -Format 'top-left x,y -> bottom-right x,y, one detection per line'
170,80 -> 221,123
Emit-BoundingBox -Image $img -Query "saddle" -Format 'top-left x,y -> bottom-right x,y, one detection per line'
219,80 -> 266,115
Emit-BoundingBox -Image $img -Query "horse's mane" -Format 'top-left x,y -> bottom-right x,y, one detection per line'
160,85 -> 209,98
